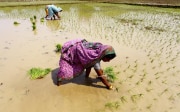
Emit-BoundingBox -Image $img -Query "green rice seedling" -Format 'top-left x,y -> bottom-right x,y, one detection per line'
150,59 -> 154,63
131,95 -> 138,103
177,93 -> 180,97
32,22 -> 36,26
116,71 -> 120,74
104,67 -> 118,83
148,80 -> 152,85
131,94 -> 143,103
114,101 -> 120,109
166,67 -> 171,71
146,88 -> 153,92
168,95 -> 175,101
143,62 -> 146,65
105,102 -> 114,109
28,67 -> 51,79
156,76 -> 160,80
177,70 -> 180,73
123,69 -> 126,73
128,75 -> 134,79
40,18 -> 45,22
172,66 -> 176,69
162,80 -> 167,84
131,68 -> 137,73
159,88 -> 168,96
34,15 -> 37,20
154,72 -> 159,76
159,62 -> 163,67
134,64 -> 138,68
55,44 -> 62,53
30,16 -> 37,30
115,87 -> 120,92
138,94 -> 143,97
105,101 -> 120,110
13,21 -> 20,25
142,73 -> 147,77
30,17 -> 33,22
140,77 -> 145,82
146,104 -> 152,110
136,80 -> 140,85
120,96 -> 127,104
32,25 -> 36,31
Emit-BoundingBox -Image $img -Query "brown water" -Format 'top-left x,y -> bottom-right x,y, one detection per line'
0,3 -> 180,112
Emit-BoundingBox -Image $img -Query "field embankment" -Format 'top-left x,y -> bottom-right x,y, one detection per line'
0,0 -> 180,7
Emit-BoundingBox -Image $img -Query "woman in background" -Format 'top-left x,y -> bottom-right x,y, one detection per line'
45,4 -> 63,20
57,39 -> 116,90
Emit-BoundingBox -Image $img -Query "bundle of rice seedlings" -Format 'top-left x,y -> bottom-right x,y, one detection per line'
104,66 -> 118,82
55,44 -> 62,53
28,67 -> 51,79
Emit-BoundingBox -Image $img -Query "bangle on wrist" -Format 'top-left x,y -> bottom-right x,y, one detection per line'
107,85 -> 113,89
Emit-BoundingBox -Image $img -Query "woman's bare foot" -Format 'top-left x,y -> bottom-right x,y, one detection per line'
57,81 -> 61,86
57,77 -> 62,86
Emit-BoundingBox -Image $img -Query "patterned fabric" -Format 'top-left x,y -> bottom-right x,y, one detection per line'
57,39 -> 115,80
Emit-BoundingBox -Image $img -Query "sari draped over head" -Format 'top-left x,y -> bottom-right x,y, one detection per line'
57,39 -> 115,80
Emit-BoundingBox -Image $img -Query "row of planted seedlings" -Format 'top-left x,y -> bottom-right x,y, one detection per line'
98,55 -> 179,112
27,7 -> 180,112
62,11 -> 180,112
13,15 -> 45,31
61,9 -> 180,76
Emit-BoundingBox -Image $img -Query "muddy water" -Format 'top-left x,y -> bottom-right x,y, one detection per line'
0,3 -> 180,112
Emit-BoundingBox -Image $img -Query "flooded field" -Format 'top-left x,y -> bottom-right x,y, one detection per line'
0,3 -> 180,112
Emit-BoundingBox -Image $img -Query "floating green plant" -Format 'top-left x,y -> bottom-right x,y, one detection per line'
13,21 -> 20,25
28,67 -> 51,79
104,67 -> 118,82
55,44 -> 62,53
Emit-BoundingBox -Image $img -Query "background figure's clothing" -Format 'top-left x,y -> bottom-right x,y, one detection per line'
57,39 -> 115,80
45,5 -> 62,18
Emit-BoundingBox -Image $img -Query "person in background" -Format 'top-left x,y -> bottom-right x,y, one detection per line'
45,4 -> 63,20
57,39 -> 116,90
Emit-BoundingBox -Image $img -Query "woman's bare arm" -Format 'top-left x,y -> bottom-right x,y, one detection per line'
95,69 -> 112,89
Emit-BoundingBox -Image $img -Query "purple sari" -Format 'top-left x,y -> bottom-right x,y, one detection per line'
57,39 -> 115,80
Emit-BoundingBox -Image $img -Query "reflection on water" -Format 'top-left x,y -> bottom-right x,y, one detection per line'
46,20 -> 61,31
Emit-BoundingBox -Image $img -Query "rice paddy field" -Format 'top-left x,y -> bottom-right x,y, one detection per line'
0,2 -> 180,112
